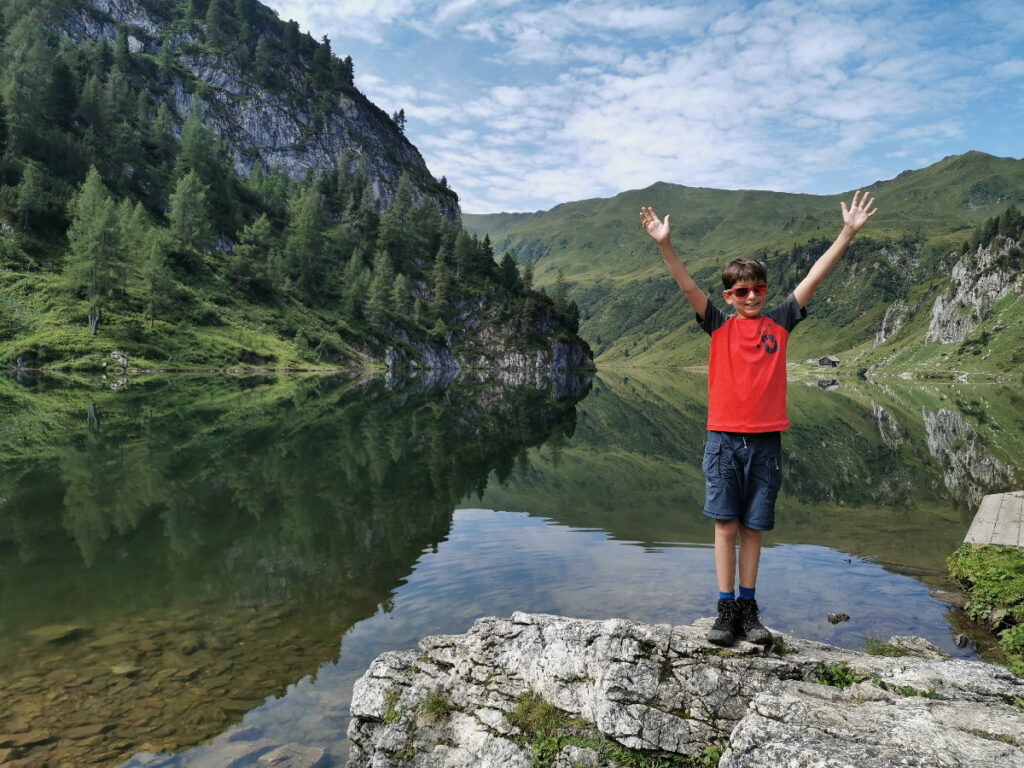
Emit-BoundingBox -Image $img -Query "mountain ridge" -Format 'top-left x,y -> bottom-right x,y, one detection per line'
464,151 -> 1024,375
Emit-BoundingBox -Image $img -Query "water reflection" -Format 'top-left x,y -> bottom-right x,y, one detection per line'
0,370 -> 1021,767
0,373 -> 587,766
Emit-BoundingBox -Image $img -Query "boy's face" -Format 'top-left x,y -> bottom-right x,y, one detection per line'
723,279 -> 768,318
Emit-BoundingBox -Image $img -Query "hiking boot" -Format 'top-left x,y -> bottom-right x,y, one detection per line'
737,598 -> 773,646
707,599 -> 741,646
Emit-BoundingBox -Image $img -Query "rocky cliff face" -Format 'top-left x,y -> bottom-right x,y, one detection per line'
926,238 -> 1022,343
923,408 -> 1014,507
62,0 -> 460,222
347,612 -> 1024,768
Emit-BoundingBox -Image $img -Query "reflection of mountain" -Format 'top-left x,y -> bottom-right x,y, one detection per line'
0,373 -> 587,766
477,372 -> 1022,571
923,409 -> 1014,508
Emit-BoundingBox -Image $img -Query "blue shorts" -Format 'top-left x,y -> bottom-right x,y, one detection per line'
701,431 -> 782,531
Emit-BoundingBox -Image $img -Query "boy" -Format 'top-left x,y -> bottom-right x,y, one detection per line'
640,191 -> 878,646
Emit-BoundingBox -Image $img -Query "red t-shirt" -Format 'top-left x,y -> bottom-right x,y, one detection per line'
696,294 -> 806,432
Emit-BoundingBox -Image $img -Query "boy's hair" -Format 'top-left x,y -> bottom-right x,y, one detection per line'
722,258 -> 767,289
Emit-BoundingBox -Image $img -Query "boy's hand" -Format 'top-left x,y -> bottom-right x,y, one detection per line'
640,206 -> 672,247
841,190 -> 878,233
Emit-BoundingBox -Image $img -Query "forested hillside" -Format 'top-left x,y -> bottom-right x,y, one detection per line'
465,152 -> 1024,376
0,0 -> 588,372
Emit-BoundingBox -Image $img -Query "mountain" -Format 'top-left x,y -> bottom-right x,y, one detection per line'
464,152 -> 1024,376
0,0 -> 591,377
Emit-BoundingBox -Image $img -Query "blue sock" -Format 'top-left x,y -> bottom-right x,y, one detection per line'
739,586 -> 756,600
718,591 -> 735,601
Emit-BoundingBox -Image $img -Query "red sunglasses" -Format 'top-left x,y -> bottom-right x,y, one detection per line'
725,283 -> 768,298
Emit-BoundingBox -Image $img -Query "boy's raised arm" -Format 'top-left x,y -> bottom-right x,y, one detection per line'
641,206 -> 709,318
793,190 -> 878,308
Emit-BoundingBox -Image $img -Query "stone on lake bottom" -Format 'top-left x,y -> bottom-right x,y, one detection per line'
257,743 -> 329,768
27,624 -> 91,644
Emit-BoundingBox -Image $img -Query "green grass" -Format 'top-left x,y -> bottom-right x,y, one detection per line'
863,638 -> 911,658
948,544 -> 1024,676
815,662 -> 866,688
505,691 -> 718,767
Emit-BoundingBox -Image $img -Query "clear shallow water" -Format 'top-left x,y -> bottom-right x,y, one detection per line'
0,371 -> 1021,766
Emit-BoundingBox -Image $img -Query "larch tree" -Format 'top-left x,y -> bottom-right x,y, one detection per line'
63,167 -> 126,334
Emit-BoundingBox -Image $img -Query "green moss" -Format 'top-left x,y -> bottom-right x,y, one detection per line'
815,662 -> 866,689
383,687 -> 403,724
419,690 -> 454,723
947,544 -> 1024,677
505,691 -> 714,767
863,637 -> 911,657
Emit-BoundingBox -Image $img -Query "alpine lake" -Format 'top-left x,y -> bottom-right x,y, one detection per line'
1,367 -> 1022,767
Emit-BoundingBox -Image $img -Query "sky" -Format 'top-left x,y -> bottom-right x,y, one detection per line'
260,0 -> 1024,214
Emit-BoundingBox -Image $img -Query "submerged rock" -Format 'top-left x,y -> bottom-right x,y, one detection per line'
347,612 -> 1024,768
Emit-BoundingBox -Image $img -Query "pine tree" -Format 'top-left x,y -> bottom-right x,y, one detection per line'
14,163 -> 46,232
553,269 -> 569,314
168,170 -> 214,254
520,261 -> 534,291
63,167 -> 126,334
498,251 -> 520,293
205,0 -> 229,46
284,183 -> 327,301
0,92 -> 8,156
141,228 -> 173,328
341,249 -> 367,322
118,199 -> 149,291
253,35 -> 274,85
390,273 -> 410,318
366,251 -> 393,327
230,213 -> 277,295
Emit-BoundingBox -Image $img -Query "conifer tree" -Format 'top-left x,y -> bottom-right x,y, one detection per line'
341,249 -> 367,322
14,163 -> 46,232
366,251 -> 394,327
0,93 -> 8,156
520,261 -> 534,291
168,170 -> 214,254
390,272 -> 410,318
64,167 -> 126,334
253,35 -> 274,85
498,251 -> 520,293
205,0 -> 229,45
141,228 -> 173,328
553,269 -> 569,314
284,183 -> 327,301
230,213 -> 277,295
118,199 -> 149,290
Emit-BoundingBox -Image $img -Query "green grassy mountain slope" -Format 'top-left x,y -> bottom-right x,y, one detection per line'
465,152 -> 1024,374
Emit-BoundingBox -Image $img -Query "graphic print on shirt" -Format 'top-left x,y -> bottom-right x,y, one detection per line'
695,294 -> 807,432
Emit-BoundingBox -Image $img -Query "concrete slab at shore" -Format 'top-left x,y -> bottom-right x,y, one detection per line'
964,490 -> 1024,547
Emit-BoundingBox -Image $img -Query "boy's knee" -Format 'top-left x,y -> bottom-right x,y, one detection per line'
715,519 -> 739,536
739,524 -> 763,539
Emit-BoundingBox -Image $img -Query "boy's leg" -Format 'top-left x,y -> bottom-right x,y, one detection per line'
738,524 -> 762,590
737,524 -> 772,645
714,519 -> 739,593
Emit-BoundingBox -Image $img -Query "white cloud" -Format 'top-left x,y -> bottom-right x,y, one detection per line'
262,0 -> 1024,212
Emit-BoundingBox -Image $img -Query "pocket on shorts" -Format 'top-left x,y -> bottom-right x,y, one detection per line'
702,442 -> 722,485
765,453 -> 782,492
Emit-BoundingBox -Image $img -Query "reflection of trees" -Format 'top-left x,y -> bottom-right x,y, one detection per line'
0,374 -> 587,612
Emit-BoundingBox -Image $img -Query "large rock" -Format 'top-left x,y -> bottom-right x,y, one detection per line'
347,612 -> 1024,768
926,237 -> 1022,344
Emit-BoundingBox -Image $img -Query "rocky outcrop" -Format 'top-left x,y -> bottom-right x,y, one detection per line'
347,612 -> 1024,768
61,1 -> 459,222
923,408 -> 1014,507
926,238 -> 1022,343
874,298 -> 908,347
